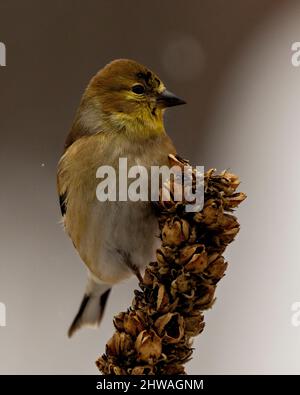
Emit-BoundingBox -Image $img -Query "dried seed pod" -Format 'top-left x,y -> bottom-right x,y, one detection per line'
156,284 -> 170,312
113,312 -> 126,332
193,212 -> 204,223
143,267 -> 155,286
189,226 -> 198,244
202,199 -> 223,226
124,311 -> 146,337
106,332 -> 133,357
204,256 -> 228,283
112,366 -> 126,375
156,249 -> 167,266
184,245 -> 208,274
171,273 -> 190,296
160,245 -> 176,260
155,313 -> 185,344
162,218 -> 190,246
155,313 -> 173,336
106,335 -> 118,357
221,171 -> 240,191
207,252 -> 220,264
177,244 -> 200,265
218,227 -> 240,244
135,329 -> 162,362
211,172 -> 240,195
131,365 -> 155,375
158,263 -> 170,276
224,192 -> 247,209
184,312 -> 205,337
195,284 -> 216,309
95,355 -> 108,373
218,213 -> 239,229
96,356 -> 115,375
167,343 -> 193,363
161,364 -> 186,375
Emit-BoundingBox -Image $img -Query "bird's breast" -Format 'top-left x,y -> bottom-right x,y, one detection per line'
61,132 -> 176,283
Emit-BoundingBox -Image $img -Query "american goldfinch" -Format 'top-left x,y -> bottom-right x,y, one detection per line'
57,59 -> 185,337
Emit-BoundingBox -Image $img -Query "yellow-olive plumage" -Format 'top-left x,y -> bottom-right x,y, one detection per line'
57,59 -> 185,337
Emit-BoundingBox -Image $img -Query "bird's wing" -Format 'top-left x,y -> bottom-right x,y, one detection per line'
57,133 -> 109,278
57,127 -> 85,216
57,134 -> 95,218
58,191 -> 67,216
56,133 -> 106,243
57,153 -> 69,218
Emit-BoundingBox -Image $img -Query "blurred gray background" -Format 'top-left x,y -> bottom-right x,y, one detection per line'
1,0 -> 300,374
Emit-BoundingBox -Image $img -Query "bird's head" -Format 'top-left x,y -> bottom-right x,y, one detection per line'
72,59 -> 185,142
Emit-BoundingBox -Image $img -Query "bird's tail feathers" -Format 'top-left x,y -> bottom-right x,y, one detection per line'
68,278 -> 111,338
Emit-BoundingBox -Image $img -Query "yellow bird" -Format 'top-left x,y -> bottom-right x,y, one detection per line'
57,59 -> 185,337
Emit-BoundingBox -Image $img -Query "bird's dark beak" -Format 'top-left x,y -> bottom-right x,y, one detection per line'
156,90 -> 186,108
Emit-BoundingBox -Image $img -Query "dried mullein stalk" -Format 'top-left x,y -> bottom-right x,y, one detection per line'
96,154 -> 246,375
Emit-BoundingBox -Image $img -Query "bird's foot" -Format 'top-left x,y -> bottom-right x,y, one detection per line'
117,249 -> 144,284
127,262 -> 143,284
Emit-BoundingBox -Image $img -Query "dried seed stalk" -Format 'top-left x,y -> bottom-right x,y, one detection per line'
96,155 -> 246,375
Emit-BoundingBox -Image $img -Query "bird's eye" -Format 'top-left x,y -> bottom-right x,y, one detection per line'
131,84 -> 145,94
